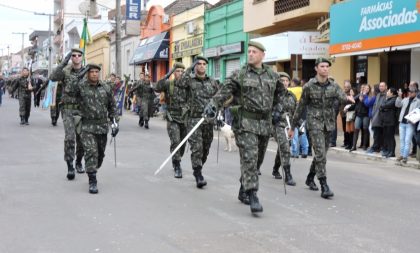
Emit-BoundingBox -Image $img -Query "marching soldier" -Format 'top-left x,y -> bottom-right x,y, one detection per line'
205,41 -> 280,214
49,48 -> 86,180
271,72 -> 296,186
290,57 -> 354,199
177,56 -> 219,188
10,67 -> 33,125
75,64 -> 118,194
131,73 -> 155,128
155,62 -> 188,178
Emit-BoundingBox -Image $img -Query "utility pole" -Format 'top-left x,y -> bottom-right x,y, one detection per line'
34,12 -> 54,76
115,0 -> 122,76
12,32 -> 27,68
7,45 -> 10,75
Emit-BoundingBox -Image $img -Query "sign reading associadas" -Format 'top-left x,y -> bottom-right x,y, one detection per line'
330,0 -> 420,55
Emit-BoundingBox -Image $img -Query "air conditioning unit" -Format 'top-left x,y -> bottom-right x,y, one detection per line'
186,21 -> 196,35
163,14 -> 170,24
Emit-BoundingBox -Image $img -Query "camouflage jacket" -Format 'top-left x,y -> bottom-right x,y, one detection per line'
76,79 -> 117,134
132,80 -> 155,102
49,65 -> 84,105
273,88 -> 297,128
212,64 -> 280,136
155,78 -> 188,123
177,68 -> 219,120
11,76 -> 32,98
292,77 -> 347,131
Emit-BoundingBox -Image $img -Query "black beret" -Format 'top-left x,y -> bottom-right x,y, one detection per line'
87,64 -> 101,71
194,55 -> 208,64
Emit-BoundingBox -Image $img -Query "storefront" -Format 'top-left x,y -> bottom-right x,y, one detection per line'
203,0 -> 248,81
171,35 -> 203,66
130,32 -> 169,82
330,0 -> 420,87
251,31 -> 329,81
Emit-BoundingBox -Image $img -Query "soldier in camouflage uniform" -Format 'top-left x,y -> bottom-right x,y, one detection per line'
50,81 -> 63,126
155,62 -> 188,178
131,73 -> 155,128
10,67 -> 33,125
206,41 -> 280,214
75,64 -> 118,194
272,72 -> 296,186
177,56 -> 219,188
291,57 -> 355,199
49,48 -> 86,180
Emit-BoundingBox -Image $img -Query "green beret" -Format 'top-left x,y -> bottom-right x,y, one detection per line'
71,48 -> 84,54
278,72 -> 291,80
173,62 -> 185,69
248,41 -> 266,52
194,55 -> 208,64
87,64 -> 101,71
315,57 -> 332,66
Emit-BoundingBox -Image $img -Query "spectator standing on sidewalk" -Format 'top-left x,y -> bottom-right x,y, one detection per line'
367,82 -> 387,153
350,84 -> 370,151
379,88 -> 398,158
0,74 -> 4,106
395,87 -> 420,163
339,80 -> 352,149
409,81 -> 419,157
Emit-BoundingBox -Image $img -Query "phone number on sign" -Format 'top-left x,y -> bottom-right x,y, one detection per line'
341,42 -> 362,51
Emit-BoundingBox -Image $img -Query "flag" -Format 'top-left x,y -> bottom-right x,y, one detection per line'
79,18 -> 92,64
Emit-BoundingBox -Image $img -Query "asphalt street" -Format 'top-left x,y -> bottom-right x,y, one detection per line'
1,96 -> 420,253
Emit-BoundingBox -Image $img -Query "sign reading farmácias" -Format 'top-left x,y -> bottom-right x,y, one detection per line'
172,35 -> 203,58
330,0 -> 420,55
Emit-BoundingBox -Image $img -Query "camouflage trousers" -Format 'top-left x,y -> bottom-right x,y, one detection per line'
187,118 -> 214,169
19,95 -> 31,117
273,126 -> 291,167
80,132 -> 107,173
50,104 -> 60,119
166,120 -> 187,162
62,109 -> 84,162
307,128 -> 331,178
140,100 -> 153,120
235,131 -> 270,191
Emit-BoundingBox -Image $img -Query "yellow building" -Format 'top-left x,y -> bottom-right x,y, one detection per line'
86,31 -> 110,80
169,4 -> 206,68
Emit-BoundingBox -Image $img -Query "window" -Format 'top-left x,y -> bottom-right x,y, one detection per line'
214,58 -> 221,80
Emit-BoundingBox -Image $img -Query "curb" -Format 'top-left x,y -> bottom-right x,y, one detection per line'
330,147 -> 420,170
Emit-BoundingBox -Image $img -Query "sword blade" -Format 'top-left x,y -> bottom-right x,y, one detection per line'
114,137 -> 117,168
155,117 -> 205,175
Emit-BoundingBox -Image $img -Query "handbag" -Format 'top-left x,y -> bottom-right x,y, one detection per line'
346,111 -> 355,122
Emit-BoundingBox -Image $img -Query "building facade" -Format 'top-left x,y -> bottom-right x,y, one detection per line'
204,0 -> 248,81
86,31 -> 110,80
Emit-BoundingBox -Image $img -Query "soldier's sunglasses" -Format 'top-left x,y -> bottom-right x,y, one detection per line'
72,54 -> 82,57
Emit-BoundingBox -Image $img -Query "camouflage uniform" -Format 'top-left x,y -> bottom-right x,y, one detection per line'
177,66 -> 218,174
212,64 -> 279,192
10,76 -> 32,123
76,79 -> 117,173
273,89 -> 297,170
292,77 -> 347,180
50,81 -> 63,125
50,65 -> 84,163
132,80 -> 155,127
155,78 -> 188,166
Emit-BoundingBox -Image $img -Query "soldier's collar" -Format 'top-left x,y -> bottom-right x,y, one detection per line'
314,77 -> 331,86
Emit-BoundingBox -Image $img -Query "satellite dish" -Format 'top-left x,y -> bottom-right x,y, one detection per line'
78,0 -> 98,17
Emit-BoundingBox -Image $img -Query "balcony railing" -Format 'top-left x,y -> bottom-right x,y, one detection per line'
274,0 -> 310,15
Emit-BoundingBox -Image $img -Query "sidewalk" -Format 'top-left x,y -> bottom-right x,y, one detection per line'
330,132 -> 420,170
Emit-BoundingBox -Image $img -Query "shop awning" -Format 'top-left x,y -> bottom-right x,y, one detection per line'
130,32 -> 169,65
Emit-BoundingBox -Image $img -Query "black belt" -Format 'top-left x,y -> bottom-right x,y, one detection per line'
242,110 -> 270,120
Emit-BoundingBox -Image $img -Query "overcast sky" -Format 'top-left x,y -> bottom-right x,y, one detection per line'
0,0 -> 220,56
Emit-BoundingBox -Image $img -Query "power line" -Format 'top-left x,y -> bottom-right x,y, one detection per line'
0,2 -> 36,14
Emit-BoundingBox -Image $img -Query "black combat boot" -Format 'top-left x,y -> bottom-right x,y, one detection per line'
350,129 -> 359,152
305,171 -> 319,191
24,116 -> 29,125
139,117 -> 144,127
20,116 -> 25,125
87,172 -> 98,194
272,153 -> 282,179
319,177 -> 334,198
75,156 -> 85,173
193,166 -> 207,188
173,160 -> 182,178
66,160 -> 75,180
283,165 -> 296,186
247,189 -> 263,213
144,120 -> 149,129
238,185 -> 250,205
51,117 -> 57,126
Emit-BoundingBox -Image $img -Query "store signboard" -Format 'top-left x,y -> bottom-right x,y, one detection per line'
330,0 -> 420,55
